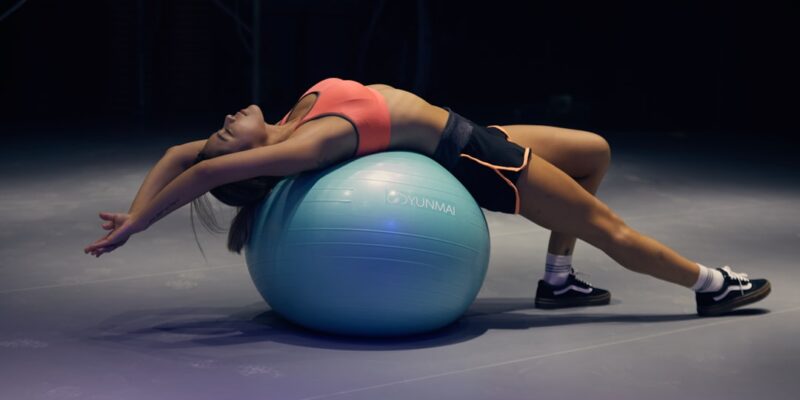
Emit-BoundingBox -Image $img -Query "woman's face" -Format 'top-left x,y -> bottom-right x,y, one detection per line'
203,104 -> 268,157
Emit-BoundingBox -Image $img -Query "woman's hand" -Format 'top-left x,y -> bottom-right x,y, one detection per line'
83,212 -> 146,257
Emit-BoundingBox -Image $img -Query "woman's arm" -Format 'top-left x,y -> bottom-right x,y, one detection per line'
83,140 -> 205,257
84,135 -> 322,257
137,135 -> 323,227
84,161 -> 213,257
127,140 -> 206,215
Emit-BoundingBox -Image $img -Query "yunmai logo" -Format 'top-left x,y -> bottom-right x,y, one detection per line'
386,189 -> 456,216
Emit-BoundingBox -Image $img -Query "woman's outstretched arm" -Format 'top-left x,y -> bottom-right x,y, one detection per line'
84,134 -> 323,257
84,160 -> 217,257
84,141 -> 207,255
84,139 -> 206,256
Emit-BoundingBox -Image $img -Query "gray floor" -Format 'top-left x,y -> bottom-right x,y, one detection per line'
1,129 -> 799,399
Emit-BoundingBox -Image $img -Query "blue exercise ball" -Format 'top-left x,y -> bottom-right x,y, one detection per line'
244,151 -> 490,337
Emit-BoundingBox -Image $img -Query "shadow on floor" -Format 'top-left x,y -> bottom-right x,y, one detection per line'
86,298 -> 769,352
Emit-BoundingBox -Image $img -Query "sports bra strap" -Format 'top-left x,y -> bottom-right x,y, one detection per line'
276,78 -> 391,156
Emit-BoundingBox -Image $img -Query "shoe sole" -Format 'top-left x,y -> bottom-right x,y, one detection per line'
535,292 -> 611,309
697,281 -> 772,317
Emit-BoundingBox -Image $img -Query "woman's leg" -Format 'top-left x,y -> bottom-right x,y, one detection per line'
500,125 -> 611,257
546,173 -> 607,256
515,151 -> 700,288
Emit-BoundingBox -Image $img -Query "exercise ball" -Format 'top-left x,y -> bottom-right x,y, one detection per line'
244,151 -> 490,337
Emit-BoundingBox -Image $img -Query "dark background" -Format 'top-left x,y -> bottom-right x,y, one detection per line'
1,0 -> 798,148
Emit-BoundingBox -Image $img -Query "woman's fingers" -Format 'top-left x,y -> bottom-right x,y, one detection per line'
89,244 -> 109,257
92,242 -> 122,257
85,233 -> 116,252
83,242 -> 103,253
98,212 -> 131,230
99,213 -> 116,230
85,231 -> 130,254
86,213 -> 136,256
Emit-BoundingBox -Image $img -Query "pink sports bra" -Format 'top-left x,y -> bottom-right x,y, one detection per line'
277,78 -> 392,157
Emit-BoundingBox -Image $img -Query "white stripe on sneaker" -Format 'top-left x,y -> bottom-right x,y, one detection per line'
713,282 -> 753,301
554,285 -> 594,296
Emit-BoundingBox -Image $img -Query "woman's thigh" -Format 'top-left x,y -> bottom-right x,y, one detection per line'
515,152 -> 622,248
500,124 -> 610,179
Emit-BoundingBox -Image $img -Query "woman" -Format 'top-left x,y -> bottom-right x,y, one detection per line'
84,77 -> 770,316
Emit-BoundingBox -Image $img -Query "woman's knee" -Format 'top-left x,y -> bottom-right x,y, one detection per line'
588,133 -> 612,171
572,132 -> 611,179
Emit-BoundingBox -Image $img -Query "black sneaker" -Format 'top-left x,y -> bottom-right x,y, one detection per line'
696,266 -> 771,316
535,271 -> 611,309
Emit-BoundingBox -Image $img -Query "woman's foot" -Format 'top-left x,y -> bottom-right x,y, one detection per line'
696,266 -> 771,316
535,271 -> 611,309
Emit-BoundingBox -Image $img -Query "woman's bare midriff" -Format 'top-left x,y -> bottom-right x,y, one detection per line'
368,84 -> 449,157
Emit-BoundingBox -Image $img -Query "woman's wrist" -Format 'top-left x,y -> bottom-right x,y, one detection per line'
128,212 -> 150,233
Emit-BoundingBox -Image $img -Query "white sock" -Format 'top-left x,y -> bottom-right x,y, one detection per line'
692,263 -> 724,293
544,253 -> 573,286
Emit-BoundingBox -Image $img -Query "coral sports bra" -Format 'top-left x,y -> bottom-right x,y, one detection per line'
277,77 -> 392,157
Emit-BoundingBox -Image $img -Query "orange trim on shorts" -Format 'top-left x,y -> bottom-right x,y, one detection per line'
487,125 -> 511,139
459,146 -> 531,214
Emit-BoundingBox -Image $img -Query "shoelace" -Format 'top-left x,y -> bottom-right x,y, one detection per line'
721,265 -> 749,296
571,268 -> 593,288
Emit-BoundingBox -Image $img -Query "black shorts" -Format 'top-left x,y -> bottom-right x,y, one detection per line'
431,108 -> 531,214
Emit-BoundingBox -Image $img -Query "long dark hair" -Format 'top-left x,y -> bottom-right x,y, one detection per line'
190,152 -> 283,254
